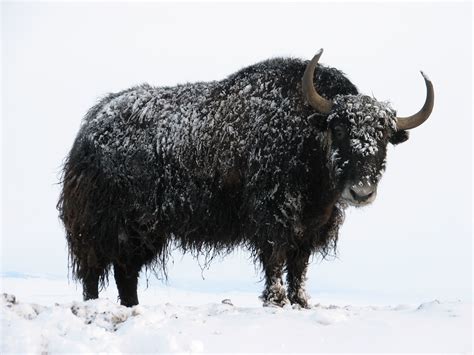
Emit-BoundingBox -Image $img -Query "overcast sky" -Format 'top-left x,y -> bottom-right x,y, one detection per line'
2,1 -> 472,300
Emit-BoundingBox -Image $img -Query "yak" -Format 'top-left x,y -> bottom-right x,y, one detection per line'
58,49 -> 434,308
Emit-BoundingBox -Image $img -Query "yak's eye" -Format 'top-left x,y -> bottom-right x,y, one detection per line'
333,125 -> 345,140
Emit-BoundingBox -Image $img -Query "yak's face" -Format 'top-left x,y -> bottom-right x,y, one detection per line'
302,49 -> 433,207
324,94 -> 408,207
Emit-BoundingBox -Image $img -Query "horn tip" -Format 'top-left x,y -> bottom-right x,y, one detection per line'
420,70 -> 431,82
316,48 -> 324,55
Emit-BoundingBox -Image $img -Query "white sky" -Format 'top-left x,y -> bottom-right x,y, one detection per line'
1,2 -> 472,300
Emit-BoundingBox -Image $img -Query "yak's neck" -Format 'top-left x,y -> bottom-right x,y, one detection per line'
300,134 -> 345,228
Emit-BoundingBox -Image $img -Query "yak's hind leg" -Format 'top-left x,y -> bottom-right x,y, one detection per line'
113,236 -> 142,307
75,247 -> 110,302
83,269 -> 100,301
259,245 -> 288,307
286,247 -> 311,308
113,261 -> 140,307
113,227 -> 165,307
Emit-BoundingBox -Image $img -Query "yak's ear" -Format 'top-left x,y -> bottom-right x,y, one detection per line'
389,130 -> 409,145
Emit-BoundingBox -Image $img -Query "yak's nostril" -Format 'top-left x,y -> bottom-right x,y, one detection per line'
350,186 -> 374,201
349,188 -> 358,200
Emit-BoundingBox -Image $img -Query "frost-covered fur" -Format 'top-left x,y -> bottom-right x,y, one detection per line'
58,57 -> 406,308
326,94 -> 399,186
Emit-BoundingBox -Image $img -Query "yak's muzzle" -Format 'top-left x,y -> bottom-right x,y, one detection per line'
342,183 -> 377,206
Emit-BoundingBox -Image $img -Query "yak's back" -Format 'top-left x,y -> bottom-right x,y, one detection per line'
71,57 -> 358,188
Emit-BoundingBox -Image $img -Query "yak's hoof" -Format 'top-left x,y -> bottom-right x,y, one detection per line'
260,289 -> 289,308
262,298 -> 289,308
121,302 -> 138,307
83,293 -> 99,302
288,290 -> 310,309
119,296 -> 139,307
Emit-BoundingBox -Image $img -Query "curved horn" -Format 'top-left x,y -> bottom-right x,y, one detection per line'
396,71 -> 434,130
302,48 -> 333,114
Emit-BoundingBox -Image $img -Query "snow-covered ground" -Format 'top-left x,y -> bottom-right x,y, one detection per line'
1,275 -> 472,353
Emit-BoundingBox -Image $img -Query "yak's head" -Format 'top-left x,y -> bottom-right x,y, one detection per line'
302,49 -> 434,207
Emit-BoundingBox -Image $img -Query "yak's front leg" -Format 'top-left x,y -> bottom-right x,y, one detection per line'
259,246 -> 288,307
286,205 -> 344,308
286,247 -> 311,308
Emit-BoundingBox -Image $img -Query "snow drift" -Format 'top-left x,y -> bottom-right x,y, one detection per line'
1,289 -> 471,353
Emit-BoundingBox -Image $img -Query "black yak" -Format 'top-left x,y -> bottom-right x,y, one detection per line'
58,49 -> 434,307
